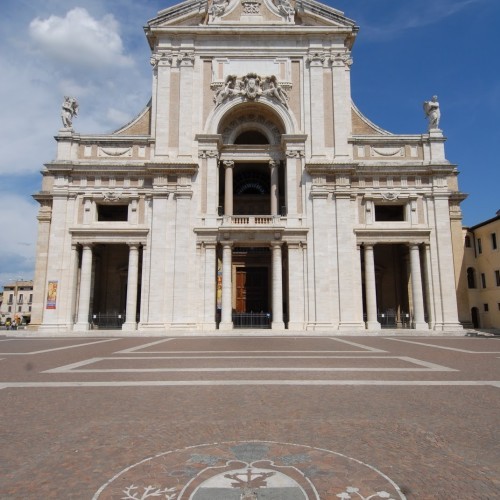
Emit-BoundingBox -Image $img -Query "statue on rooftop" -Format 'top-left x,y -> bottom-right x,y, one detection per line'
423,95 -> 440,130
61,96 -> 79,129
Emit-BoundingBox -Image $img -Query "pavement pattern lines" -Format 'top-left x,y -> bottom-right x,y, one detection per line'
1,335 -> 499,499
42,355 -> 456,373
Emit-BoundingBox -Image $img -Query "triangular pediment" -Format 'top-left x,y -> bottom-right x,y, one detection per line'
146,0 -> 356,29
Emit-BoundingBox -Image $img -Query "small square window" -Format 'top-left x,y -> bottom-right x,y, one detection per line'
483,303 -> 489,312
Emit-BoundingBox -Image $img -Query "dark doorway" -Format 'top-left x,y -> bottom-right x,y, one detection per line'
471,307 -> 480,328
236,267 -> 269,313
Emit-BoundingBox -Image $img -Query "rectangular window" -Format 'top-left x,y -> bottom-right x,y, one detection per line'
18,306 -> 22,313
477,238 -> 482,254
492,233 -> 498,250
8,306 -> 11,312
374,204 -> 405,222
484,303 -> 489,312
8,294 -> 13,305
29,294 -> 33,304
481,273 -> 486,288
496,270 -> 500,286
18,294 -> 23,304
97,204 -> 128,222
28,306 -> 32,312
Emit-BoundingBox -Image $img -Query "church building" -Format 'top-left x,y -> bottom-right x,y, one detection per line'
31,0 -> 466,332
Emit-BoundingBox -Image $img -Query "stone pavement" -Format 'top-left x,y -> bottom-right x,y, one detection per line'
0,334 -> 499,499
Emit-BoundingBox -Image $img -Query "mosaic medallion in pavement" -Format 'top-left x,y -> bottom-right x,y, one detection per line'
93,441 -> 406,499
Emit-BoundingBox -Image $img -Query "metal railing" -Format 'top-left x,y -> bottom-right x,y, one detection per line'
232,312 -> 271,329
90,312 -> 126,330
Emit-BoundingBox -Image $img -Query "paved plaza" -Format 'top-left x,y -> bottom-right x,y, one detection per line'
0,333 -> 499,499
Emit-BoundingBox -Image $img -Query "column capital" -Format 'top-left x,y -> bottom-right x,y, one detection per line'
223,160 -> 234,169
128,243 -> 141,250
269,159 -> 279,168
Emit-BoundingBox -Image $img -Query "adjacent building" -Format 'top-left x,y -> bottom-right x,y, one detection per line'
30,0 -> 466,332
457,212 -> 500,330
0,280 -> 34,325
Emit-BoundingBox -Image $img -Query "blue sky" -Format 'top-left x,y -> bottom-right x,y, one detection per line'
0,0 -> 499,284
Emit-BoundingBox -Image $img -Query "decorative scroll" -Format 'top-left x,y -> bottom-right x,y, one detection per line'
214,73 -> 289,108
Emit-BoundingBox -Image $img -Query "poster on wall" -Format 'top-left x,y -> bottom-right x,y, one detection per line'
46,280 -> 58,309
216,257 -> 222,311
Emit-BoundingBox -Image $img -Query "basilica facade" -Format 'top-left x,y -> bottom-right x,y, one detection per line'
31,0 -> 466,332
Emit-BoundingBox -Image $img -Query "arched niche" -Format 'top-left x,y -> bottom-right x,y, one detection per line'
205,98 -> 297,142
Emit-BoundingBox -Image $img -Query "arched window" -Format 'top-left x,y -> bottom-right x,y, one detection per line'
467,267 -> 476,289
234,130 -> 269,145
465,235 -> 471,248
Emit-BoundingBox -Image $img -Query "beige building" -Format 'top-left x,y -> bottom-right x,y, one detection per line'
0,280 -> 34,325
457,212 -> 500,330
30,0 -> 466,333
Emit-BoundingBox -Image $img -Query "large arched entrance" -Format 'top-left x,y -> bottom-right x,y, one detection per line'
215,104 -> 289,329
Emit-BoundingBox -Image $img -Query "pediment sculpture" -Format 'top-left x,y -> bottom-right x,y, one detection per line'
214,73 -> 289,107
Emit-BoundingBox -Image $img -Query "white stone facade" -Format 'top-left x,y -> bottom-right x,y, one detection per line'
31,0 -> 465,332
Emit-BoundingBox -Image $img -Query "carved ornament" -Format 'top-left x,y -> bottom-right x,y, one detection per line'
241,0 -> 262,14
381,192 -> 400,201
102,192 -> 123,202
214,73 -> 289,108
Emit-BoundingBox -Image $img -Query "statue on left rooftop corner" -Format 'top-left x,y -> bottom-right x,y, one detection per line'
61,96 -> 79,129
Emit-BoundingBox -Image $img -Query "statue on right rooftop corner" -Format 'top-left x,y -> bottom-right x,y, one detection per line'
423,95 -> 441,130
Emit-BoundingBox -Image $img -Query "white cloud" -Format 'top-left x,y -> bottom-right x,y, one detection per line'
29,7 -> 133,69
0,193 -> 38,284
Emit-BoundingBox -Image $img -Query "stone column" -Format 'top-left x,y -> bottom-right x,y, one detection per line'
269,160 -> 279,216
152,51 -> 172,157
409,243 -> 428,330
66,244 -> 80,326
308,53 -> 325,157
74,244 -> 93,331
172,190 -> 193,326
203,242 -> 217,330
219,242 -> 233,330
331,52 -> 352,158
123,244 -> 140,331
364,244 -> 380,330
29,199 -> 52,328
287,241 -> 306,330
309,188 -> 331,327
271,242 -> 285,330
423,243 -> 435,329
178,51 -> 195,156
223,161 -> 234,216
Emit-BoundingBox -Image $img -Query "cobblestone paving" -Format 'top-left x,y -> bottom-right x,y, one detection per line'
0,335 -> 499,499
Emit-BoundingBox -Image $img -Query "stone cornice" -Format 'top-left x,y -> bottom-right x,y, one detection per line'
147,162 -> 198,176
355,228 -> 431,245
306,162 -> 357,175
69,226 -> 149,245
